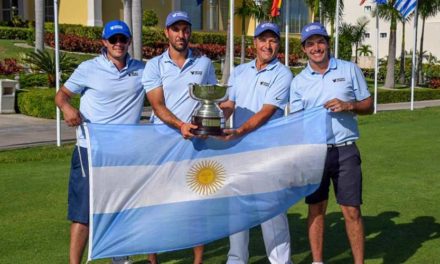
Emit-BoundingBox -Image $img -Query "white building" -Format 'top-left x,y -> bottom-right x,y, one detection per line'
340,1 -> 440,67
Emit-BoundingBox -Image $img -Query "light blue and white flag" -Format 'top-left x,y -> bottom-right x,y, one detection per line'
394,0 -> 417,18
85,107 -> 328,260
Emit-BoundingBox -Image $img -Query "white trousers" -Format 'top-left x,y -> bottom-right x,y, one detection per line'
226,213 -> 292,264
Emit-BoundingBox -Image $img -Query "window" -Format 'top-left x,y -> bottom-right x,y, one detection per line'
181,0 -> 202,30
279,0 -> 309,34
2,0 -> 19,21
380,32 -> 387,38
364,32 -> 370,38
364,5 -> 372,12
45,0 -> 54,22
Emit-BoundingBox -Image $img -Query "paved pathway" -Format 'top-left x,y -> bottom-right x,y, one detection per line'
1,100 -> 439,150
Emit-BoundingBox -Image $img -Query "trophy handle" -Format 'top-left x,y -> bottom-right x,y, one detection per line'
188,83 -> 198,100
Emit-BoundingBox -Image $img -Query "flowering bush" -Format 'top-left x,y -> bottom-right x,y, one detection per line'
0,58 -> 22,75
45,33 -> 102,53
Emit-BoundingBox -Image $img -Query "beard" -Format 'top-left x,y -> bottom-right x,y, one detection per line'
170,40 -> 188,52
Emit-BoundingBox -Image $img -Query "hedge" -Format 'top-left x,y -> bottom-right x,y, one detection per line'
17,88 -> 79,119
0,26 -> 33,40
372,88 -> 440,103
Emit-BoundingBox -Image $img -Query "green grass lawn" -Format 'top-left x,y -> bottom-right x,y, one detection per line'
1,108 -> 439,264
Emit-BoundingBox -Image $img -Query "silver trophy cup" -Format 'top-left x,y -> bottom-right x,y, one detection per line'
189,83 -> 229,136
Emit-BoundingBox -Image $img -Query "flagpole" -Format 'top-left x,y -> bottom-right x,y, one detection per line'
334,0 -> 340,58
374,5 -> 379,114
229,0 -> 234,72
285,0 -> 290,66
410,0 -> 418,111
54,0 -> 61,146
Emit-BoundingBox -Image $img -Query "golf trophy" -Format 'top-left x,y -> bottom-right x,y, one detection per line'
189,83 -> 229,136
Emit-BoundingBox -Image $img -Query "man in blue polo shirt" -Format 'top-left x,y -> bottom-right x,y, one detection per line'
290,22 -> 373,264
219,22 -> 293,264
141,11 -> 217,264
55,20 -> 144,264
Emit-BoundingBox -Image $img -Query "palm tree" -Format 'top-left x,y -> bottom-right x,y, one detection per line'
416,0 -> 440,85
305,0 -> 320,22
123,0 -> 134,56
321,0 -> 344,38
352,16 -> 369,64
375,1 -> 401,88
357,44 -> 373,57
132,0 -> 142,60
34,0 -> 44,51
236,0 -> 257,64
22,50 -> 78,87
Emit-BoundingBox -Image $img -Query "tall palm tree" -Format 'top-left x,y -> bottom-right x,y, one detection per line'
375,1 -> 401,88
123,0 -> 134,56
321,0 -> 344,38
416,0 -> 440,85
399,19 -> 406,85
236,0 -> 257,64
352,16 -> 369,64
132,0 -> 142,60
35,0 -> 44,51
305,0 -> 320,22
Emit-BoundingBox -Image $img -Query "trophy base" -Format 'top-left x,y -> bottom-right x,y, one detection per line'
191,116 -> 224,136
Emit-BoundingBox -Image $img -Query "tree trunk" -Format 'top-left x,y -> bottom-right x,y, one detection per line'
35,0 -> 44,51
355,43 -> 359,64
399,21 -> 406,85
384,17 -> 397,88
132,0 -> 142,60
416,17 -> 426,85
123,0 -> 134,56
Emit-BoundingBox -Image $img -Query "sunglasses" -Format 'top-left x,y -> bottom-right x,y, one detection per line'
108,35 -> 129,44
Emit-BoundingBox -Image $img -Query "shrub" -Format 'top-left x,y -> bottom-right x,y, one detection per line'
371,88 -> 440,103
19,73 -> 49,88
45,33 -> 102,53
45,23 -> 103,40
22,49 -> 79,87
428,78 -> 440,89
17,88 -> 79,119
143,10 -> 159,27
0,26 -> 33,40
0,58 -> 22,75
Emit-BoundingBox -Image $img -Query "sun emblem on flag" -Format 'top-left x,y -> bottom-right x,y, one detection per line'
186,160 -> 226,195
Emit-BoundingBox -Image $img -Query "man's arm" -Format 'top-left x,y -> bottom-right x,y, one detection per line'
324,96 -> 373,115
146,87 -> 197,139
54,86 -> 82,127
222,104 -> 277,140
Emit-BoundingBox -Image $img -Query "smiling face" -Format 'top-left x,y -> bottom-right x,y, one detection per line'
302,34 -> 330,69
253,31 -> 280,69
102,34 -> 130,61
165,21 -> 191,53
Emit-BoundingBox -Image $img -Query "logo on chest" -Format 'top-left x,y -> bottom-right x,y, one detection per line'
259,81 -> 270,87
128,71 -> 139,77
191,71 -> 203,75
332,77 -> 345,83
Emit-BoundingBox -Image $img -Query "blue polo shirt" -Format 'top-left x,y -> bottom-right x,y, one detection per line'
228,59 -> 292,128
142,49 -> 217,124
64,50 -> 145,147
290,57 -> 371,144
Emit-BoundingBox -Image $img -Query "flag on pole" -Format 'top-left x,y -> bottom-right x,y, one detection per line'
86,108 -> 328,260
360,0 -> 367,5
394,0 -> 417,18
271,0 -> 283,17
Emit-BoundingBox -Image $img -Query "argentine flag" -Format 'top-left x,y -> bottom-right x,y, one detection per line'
85,107 -> 328,260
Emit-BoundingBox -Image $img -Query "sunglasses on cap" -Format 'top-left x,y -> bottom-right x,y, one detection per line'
107,35 -> 129,44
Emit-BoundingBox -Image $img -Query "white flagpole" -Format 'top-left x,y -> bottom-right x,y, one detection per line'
229,0 -> 234,72
54,0 -> 61,146
285,0 -> 290,66
374,5 -> 379,114
410,0 -> 418,111
334,0 -> 340,58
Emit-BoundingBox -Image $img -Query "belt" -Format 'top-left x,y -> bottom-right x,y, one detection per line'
327,141 -> 355,148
